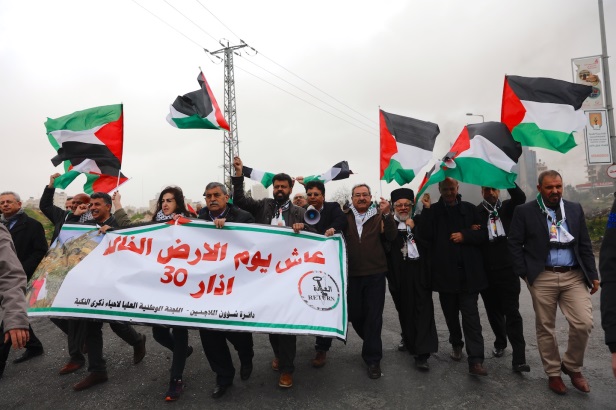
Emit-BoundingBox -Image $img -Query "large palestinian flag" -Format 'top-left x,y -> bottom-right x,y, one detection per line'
502,75 -> 592,153
167,71 -> 230,131
45,104 -> 128,194
380,110 -> 439,185
416,122 -> 522,199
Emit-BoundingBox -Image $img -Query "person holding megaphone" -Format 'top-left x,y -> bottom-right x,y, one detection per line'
295,178 -> 348,368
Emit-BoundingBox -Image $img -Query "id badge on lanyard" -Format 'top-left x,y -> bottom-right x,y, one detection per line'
549,223 -> 558,241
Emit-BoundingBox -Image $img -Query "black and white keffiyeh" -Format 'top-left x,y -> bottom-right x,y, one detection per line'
482,199 -> 506,241
536,193 -> 574,244
394,215 -> 419,260
271,200 -> 291,226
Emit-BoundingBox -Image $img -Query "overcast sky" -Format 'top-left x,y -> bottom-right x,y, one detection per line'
1,0 -> 614,207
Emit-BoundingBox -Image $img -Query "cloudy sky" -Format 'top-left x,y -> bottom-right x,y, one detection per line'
1,0 -> 614,206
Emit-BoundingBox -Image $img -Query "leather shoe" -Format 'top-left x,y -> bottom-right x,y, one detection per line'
59,361 -> 84,375
561,363 -> 590,393
211,384 -> 230,399
73,372 -> 108,391
367,363 -> 382,379
312,351 -> 327,368
240,363 -> 253,381
271,357 -> 279,371
450,346 -> 463,362
415,357 -> 429,371
133,334 -> 146,364
279,372 -> 293,388
512,363 -> 531,373
492,348 -> 505,358
468,363 -> 488,376
548,376 -> 567,395
12,349 -> 43,364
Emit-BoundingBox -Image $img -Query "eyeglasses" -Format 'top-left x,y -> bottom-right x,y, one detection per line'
353,193 -> 371,198
394,202 -> 412,209
0,200 -> 16,205
204,193 -> 224,199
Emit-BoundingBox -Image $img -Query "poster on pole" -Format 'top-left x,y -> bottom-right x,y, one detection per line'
26,221 -> 348,340
572,56 -> 605,110
584,109 -> 612,164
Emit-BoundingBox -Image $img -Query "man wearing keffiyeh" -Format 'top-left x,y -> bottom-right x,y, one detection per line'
476,184 -> 529,373
509,170 -> 599,395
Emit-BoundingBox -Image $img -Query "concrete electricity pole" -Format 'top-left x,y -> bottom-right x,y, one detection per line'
599,0 -> 615,164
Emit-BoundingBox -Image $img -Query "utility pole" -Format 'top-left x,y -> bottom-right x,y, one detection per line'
599,0 -> 615,163
208,41 -> 248,192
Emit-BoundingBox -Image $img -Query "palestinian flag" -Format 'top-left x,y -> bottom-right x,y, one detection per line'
416,122 -> 522,201
45,104 -> 129,194
380,110 -> 439,185
303,161 -> 354,184
167,71 -> 230,131
242,165 -> 275,188
501,75 -> 592,153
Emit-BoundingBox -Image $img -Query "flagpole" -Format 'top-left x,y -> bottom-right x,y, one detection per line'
116,168 -> 121,190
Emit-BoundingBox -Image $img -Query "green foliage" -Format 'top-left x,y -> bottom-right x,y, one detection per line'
24,208 -> 55,244
587,214 -> 608,243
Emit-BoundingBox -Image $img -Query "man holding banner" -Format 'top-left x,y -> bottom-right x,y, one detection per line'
69,192 -> 147,391
232,156 -> 312,389
198,181 -> 256,398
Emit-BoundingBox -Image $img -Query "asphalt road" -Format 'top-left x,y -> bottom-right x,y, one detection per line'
1,281 -> 614,409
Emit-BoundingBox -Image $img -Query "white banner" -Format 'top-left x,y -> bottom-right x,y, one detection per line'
572,56 -> 605,110
27,221 -> 348,340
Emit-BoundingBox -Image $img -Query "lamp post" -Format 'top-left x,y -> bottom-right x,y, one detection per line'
466,113 -> 485,123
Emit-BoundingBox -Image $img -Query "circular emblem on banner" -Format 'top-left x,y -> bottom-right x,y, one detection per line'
298,270 -> 340,311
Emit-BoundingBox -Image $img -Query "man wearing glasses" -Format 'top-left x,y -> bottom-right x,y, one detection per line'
343,184 -> 396,379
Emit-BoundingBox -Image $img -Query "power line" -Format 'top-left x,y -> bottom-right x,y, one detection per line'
239,56 -> 377,130
162,0 -> 219,44
194,0 -> 243,42
234,63 -> 375,135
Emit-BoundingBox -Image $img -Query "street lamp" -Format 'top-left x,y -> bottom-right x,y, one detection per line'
466,113 -> 485,123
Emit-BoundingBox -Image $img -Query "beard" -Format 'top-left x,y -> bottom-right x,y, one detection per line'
275,192 -> 290,204
395,211 -> 409,221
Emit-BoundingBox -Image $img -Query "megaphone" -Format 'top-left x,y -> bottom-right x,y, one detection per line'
304,205 -> 321,224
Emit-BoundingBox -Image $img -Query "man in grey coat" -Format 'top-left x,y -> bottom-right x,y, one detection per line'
0,224 -> 31,379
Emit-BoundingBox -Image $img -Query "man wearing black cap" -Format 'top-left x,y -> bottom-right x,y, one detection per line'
386,188 -> 437,370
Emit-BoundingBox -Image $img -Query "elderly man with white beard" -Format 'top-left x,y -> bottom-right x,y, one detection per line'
385,188 -> 438,370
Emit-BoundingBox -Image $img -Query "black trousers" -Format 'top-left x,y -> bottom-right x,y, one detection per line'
85,321 -> 143,373
269,334 -> 296,373
439,291 -> 485,364
348,272 -> 386,366
51,318 -> 85,363
200,329 -> 254,385
480,268 -> 526,365
314,336 -> 332,352
153,327 -> 189,380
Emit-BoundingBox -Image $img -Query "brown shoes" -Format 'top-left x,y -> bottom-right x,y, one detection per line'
548,376 -> 567,395
468,363 -> 488,376
561,363 -> 590,393
271,357 -> 279,371
133,334 -> 146,365
312,351 -> 327,368
59,361 -> 84,375
73,372 -> 108,391
278,372 -> 293,388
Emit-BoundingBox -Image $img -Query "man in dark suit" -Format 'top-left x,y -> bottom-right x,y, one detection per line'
509,170 -> 599,395
476,184 -> 529,372
600,193 -> 616,380
232,156 -> 313,389
198,181 -> 256,399
0,191 -> 47,365
299,179 -> 347,368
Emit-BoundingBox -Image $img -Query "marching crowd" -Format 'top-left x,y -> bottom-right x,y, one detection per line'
1,156 -> 616,402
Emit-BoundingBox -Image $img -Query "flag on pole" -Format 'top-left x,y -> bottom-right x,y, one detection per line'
303,161 -> 354,184
167,71 -> 230,131
416,122 -> 522,200
380,109 -> 440,185
45,104 -> 128,194
501,75 -> 592,153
